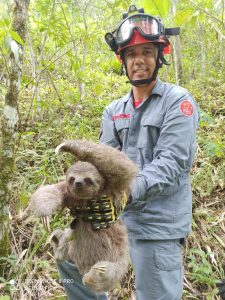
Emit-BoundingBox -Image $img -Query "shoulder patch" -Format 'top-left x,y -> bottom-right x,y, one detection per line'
180,100 -> 193,116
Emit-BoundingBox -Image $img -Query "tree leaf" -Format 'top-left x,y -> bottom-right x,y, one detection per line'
9,30 -> 24,46
2,34 -> 13,52
0,29 -> 6,44
141,0 -> 171,18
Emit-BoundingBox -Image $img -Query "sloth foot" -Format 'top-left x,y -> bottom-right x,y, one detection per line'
82,261 -> 115,293
50,228 -> 73,261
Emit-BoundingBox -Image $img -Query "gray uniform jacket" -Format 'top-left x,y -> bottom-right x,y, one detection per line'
100,78 -> 199,240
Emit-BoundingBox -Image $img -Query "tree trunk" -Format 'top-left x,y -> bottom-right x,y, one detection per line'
219,33 -> 225,69
199,21 -> 206,74
0,0 -> 30,276
171,1 -> 183,84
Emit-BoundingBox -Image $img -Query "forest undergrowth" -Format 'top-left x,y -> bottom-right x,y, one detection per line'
0,75 -> 225,300
1,0 -> 225,299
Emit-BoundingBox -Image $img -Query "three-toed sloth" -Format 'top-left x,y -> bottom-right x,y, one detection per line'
31,140 -> 138,293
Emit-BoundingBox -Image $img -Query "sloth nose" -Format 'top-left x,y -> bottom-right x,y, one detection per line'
75,181 -> 83,188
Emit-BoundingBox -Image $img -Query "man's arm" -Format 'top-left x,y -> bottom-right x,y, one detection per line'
100,105 -> 122,150
132,94 -> 200,200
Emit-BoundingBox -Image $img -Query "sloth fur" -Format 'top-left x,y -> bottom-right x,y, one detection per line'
217,279 -> 225,300
31,139 -> 138,293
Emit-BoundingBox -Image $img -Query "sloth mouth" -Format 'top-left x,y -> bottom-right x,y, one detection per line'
75,189 -> 97,199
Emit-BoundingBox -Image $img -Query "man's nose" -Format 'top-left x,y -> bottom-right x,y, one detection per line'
134,54 -> 145,64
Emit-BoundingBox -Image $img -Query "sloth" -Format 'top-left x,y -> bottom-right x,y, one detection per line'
31,139 -> 138,293
217,279 -> 225,300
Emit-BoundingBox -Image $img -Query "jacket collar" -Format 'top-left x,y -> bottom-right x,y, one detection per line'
121,78 -> 164,103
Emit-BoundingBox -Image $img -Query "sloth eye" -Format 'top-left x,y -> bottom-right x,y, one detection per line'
84,177 -> 94,185
69,176 -> 75,184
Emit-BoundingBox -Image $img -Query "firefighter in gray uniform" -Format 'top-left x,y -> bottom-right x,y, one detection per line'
102,5 -> 199,300
57,5 -> 199,300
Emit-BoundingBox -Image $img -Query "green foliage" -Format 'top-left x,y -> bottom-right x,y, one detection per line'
0,18 -> 11,45
187,246 -> 222,300
0,255 -> 17,270
9,30 -> 24,46
184,77 -> 225,196
188,248 -> 217,286
140,0 -> 171,18
0,0 -> 224,299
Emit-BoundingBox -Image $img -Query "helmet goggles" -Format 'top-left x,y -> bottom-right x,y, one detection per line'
116,14 -> 164,47
105,5 -> 180,55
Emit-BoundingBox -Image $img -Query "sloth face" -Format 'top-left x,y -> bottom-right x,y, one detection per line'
66,162 -> 105,199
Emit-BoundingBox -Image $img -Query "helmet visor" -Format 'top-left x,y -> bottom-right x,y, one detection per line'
116,14 -> 163,46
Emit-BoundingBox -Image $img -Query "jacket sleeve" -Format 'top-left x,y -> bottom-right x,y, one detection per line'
132,94 -> 200,201
99,104 -> 122,150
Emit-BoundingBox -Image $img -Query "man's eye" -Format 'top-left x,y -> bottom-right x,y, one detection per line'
126,52 -> 135,58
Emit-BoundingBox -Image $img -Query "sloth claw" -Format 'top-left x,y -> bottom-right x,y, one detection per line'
55,142 -> 66,154
93,265 -> 107,274
41,216 -> 50,231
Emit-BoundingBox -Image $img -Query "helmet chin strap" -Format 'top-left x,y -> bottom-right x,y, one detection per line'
126,72 -> 157,87
127,77 -> 154,87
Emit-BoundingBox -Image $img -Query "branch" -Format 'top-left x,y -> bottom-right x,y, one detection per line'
211,21 -> 225,39
222,0 -> 225,25
39,0 -> 56,62
58,0 -> 76,48
190,0 -> 225,29
19,40 -> 81,94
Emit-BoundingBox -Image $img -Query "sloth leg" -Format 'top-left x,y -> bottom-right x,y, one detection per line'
50,228 -> 73,261
82,258 -> 128,293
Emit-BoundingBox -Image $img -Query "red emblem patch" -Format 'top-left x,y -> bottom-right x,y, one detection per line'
112,114 -> 131,121
180,100 -> 193,116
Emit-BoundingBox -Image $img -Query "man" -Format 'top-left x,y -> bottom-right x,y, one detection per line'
100,5 -> 199,300
57,5 -> 199,300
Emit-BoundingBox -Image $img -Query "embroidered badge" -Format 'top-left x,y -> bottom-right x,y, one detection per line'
180,100 -> 194,116
112,114 -> 131,121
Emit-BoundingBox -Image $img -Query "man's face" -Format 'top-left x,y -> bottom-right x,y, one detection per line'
124,43 -> 158,81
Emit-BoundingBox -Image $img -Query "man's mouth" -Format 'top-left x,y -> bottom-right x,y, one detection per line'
135,69 -> 147,73
134,68 -> 149,75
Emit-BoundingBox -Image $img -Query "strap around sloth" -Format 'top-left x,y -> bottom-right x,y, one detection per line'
70,192 -> 127,230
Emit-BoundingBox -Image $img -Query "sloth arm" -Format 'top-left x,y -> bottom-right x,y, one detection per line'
58,140 -> 138,185
30,181 -> 67,217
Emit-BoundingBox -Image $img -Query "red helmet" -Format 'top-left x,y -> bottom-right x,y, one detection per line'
105,5 -> 179,57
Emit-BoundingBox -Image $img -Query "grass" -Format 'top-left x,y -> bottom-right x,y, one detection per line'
0,75 -> 225,299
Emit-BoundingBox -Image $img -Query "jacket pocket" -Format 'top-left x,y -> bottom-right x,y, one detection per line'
141,113 -> 164,127
138,212 -> 175,224
114,118 -> 130,131
155,251 -> 182,271
114,119 -> 130,145
137,113 -> 163,148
